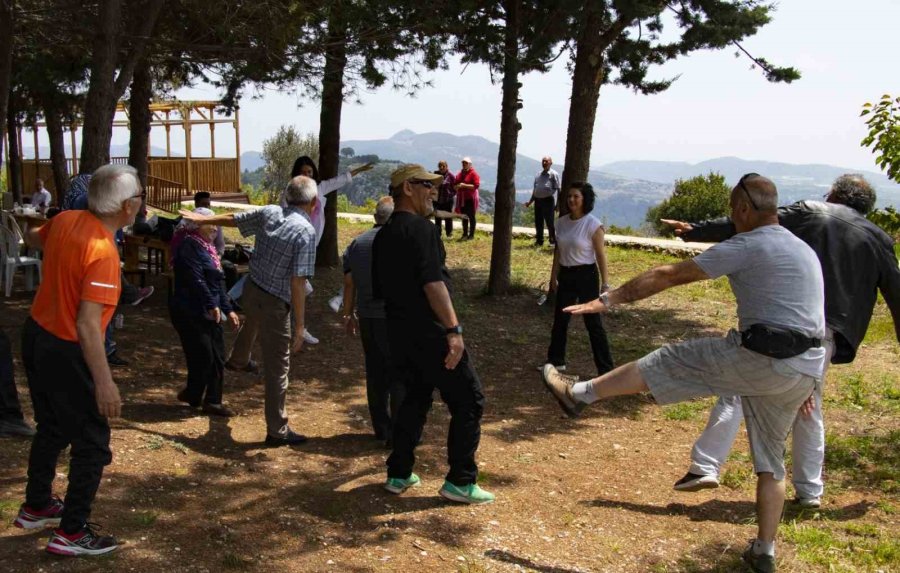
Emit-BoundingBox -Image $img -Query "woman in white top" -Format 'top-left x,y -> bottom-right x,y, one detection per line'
546,182 -> 614,375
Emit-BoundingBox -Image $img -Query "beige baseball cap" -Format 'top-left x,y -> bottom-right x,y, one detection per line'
389,164 -> 443,188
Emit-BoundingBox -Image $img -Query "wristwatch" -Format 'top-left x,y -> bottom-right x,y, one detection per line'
445,325 -> 463,335
599,292 -> 612,308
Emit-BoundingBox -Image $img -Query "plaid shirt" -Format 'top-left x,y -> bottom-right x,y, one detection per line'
234,205 -> 316,303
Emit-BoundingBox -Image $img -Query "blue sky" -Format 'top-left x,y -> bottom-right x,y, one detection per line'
116,0 -> 898,173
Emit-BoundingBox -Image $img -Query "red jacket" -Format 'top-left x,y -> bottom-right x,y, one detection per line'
454,168 -> 480,212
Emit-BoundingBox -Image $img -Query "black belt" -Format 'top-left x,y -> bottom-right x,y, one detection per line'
741,324 -> 821,359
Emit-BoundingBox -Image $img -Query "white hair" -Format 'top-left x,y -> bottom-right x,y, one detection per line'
284,175 -> 318,206
88,164 -> 141,216
374,198 -> 394,225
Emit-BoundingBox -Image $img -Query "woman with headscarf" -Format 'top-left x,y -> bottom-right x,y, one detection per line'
169,207 -> 240,416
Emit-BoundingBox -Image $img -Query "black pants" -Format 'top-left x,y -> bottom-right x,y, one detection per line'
460,202 -> 477,238
547,265 -> 615,375
22,318 -> 112,533
358,317 -> 405,440
0,330 -> 25,422
534,196 -> 556,245
169,304 -> 225,406
386,325 -> 484,486
433,200 -> 454,237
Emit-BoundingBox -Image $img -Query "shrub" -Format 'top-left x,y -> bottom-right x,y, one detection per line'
867,206 -> 900,242
645,172 -> 731,236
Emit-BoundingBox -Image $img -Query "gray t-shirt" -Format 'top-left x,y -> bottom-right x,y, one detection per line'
693,224 -> 827,379
532,169 -> 560,199
342,226 -> 385,319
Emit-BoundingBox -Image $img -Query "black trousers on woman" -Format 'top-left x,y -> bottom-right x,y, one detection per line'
169,304 -> 225,406
433,200 -> 455,237
459,202 -> 477,238
547,264 -> 615,375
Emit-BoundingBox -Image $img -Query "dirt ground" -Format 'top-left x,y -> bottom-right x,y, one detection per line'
0,221 -> 897,573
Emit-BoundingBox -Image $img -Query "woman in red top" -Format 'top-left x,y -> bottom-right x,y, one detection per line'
454,157 -> 480,240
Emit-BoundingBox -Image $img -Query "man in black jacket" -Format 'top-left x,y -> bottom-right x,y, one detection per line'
663,174 -> 900,508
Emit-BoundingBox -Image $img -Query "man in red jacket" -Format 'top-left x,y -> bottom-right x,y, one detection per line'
454,157 -> 480,240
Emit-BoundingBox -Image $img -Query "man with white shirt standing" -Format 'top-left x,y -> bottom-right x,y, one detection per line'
525,156 -> 560,246
30,179 -> 52,212
542,174 -> 826,573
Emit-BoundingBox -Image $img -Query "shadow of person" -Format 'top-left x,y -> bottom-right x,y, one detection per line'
484,549 -> 586,573
121,401 -> 202,424
583,497 -> 756,524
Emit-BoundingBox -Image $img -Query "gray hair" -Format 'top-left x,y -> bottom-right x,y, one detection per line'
284,175 -> 318,206
374,197 -> 394,225
829,174 -> 876,214
88,164 -> 142,216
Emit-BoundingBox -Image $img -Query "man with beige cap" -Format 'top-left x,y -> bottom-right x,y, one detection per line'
372,164 -> 494,505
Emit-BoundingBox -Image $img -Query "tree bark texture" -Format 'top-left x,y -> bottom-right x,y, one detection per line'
6,106 -> 22,202
44,107 -> 70,197
486,0 -> 521,295
128,56 -> 152,221
79,0 -> 164,174
559,7 -> 606,215
0,0 -> 13,182
315,14 -> 348,268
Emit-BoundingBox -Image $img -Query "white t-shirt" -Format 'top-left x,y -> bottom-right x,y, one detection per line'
555,214 -> 603,267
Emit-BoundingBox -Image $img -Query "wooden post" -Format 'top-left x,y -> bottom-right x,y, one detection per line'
183,107 -> 192,194
234,107 -> 241,191
165,111 -> 171,158
33,125 -> 39,161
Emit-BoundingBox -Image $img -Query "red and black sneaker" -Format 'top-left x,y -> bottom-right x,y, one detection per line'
13,496 -> 64,529
46,523 -> 119,557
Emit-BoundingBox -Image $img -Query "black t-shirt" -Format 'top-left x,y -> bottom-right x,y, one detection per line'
372,211 -> 451,334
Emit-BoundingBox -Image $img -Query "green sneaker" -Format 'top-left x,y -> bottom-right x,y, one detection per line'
439,481 -> 495,505
384,473 -> 421,494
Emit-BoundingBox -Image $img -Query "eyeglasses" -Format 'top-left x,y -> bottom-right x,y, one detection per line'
737,173 -> 760,211
409,180 -> 434,189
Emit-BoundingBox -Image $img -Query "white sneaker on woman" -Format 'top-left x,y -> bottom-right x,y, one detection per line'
303,329 -> 319,345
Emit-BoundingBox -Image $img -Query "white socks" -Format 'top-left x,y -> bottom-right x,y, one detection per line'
571,381 -> 599,404
753,538 -> 775,557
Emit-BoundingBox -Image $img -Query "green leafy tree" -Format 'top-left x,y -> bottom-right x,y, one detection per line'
645,172 -> 731,236
261,126 -> 319,204
861,94 -> 900,183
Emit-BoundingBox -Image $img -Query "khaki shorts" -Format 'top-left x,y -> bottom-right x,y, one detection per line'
638,330 -> 816,480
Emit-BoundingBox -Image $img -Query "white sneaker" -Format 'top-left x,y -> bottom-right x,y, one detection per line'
302,329 -> 320,345
795,496 -> 821,509
673,472 -> 720,492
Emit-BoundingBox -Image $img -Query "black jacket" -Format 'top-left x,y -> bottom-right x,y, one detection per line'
683,201 -> 900,363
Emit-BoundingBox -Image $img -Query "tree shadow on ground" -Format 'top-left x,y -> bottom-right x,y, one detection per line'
641,540 -> 748,573
584,497 -> 871,525
484,548 -> 588,573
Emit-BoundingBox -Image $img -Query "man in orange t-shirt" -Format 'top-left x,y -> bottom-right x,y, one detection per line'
13,165 -> 143,558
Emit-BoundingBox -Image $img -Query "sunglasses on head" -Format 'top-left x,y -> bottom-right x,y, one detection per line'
737,173 -> 761,210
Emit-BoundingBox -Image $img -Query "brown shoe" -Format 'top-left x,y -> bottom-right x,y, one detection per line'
201,403 -> 235,417
541,364 -> 585,418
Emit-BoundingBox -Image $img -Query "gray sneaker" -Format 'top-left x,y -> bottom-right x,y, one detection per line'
742,541 -> 775,573
0,418 -> 36,438
541,364 -> 584,418
795,496 -> 821,509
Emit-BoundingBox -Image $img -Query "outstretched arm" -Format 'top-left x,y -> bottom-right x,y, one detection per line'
179,209 -> 239,227
566,260 -> 709,314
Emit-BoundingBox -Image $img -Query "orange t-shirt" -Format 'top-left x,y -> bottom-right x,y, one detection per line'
31,211 -> 121,342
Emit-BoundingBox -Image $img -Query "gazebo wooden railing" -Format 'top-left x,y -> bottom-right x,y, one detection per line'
145,174 -> 185,213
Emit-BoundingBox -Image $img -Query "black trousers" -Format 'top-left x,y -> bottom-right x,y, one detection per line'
358,317 -> 405,440
0,330 -> 25,421
533,196 -> 556,244
169,304 -> 225,406
460,202 -> 477,238
22,318 -> 112,533
433,200 -> 454,237
386,325 -> 484,486
547,264 -> 615,376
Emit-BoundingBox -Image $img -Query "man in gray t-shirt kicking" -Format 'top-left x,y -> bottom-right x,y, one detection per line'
541,174 -> 826,573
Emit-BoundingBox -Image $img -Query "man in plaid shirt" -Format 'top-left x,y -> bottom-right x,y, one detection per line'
180,176 -> 318,446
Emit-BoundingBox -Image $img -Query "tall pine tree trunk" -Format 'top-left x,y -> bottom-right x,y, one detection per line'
0,0 -> 13,182
128,57 -> 152,221
6,106 -> 22,202
486,0 -> 521,295
44,106 -> 70,199
315,12 -> 347,268
79,0 -> 122,173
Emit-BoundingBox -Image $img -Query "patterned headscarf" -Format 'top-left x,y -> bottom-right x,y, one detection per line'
61,174 -> 92,210
170,208 -> 222,270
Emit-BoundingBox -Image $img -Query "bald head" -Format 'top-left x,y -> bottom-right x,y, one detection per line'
733,174 -> 778,213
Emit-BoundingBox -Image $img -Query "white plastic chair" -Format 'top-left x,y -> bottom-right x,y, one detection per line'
0,225 -> 42,297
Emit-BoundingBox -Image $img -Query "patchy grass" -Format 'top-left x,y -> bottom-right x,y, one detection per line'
782,519 -> 900,572
662,398 -> 716,421
824,431 -> 900,493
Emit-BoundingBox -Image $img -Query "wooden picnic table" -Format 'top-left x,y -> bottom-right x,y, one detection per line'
123,233 -> 169,274
9,211 -> 48,230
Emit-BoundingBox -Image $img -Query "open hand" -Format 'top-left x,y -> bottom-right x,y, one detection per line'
227,311 -> 241,331
444,334 -> 465,370
564,299 -> 608,315
343,314 -> 358,336
95,382 -> 122,419
798,394 -> 816,418
291,328 -> 304,353
208,307 -> 222,323
659,219 -> 693,236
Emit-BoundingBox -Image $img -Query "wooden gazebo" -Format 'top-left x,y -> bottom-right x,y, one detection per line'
7,99 -> 246,212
